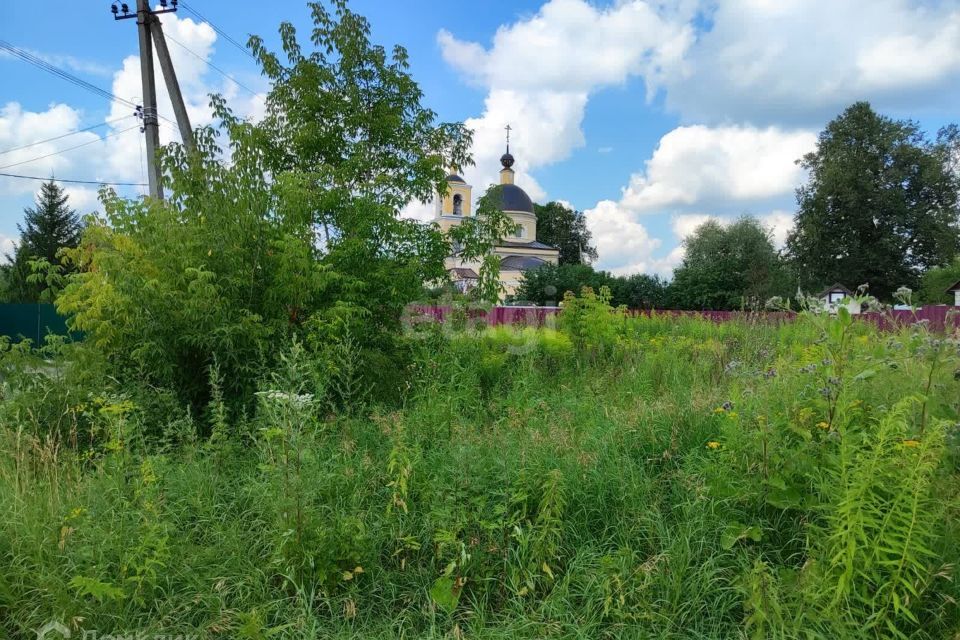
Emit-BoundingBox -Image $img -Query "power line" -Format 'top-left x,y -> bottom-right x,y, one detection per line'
163,31 -> 259,97
0,115 -> 135,156
0,125 -> 142,171
0,40 -> 139,111
0,171 -> 147,187
178,1 -> 256,60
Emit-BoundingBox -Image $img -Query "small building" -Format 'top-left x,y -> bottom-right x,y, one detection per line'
449,267 -> 479,294
436,142 -> 559,298
946,280 -> 960,307
816,283 -> 861,315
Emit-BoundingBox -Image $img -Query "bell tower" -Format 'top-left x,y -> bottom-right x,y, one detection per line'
435,170 -> 473,233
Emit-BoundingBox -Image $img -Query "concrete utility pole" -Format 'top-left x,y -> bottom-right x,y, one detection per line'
112,0 -> 195,200
151,16 -> 195,153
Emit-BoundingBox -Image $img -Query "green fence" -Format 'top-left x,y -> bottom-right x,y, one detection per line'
0,304 -> 78,345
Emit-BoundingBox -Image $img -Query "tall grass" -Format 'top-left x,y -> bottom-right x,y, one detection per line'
1,295 -> 958,638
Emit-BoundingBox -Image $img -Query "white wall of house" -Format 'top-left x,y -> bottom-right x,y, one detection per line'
820,292 -> 861,315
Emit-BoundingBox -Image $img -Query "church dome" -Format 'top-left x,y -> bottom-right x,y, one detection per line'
499,183 -> 534,214
446,173 -> 466,183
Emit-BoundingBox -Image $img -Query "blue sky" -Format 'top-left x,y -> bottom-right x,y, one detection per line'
1,0 -> 959,275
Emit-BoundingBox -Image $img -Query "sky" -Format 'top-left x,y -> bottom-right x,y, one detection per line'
1,0 -> 959,276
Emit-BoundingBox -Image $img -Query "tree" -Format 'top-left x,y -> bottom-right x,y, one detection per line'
516,263 -> 616,306
786,102 -> 960,299
614,273 -> 669,309
534,201 -> 598,265
515,263 -> 668,308
3,180 -> 82,302
919,258 -> 960,305
670,217 -> 791,310
58,1 -> 472,412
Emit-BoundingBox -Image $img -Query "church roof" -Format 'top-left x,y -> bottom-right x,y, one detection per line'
446,173 -> 466,183
499,183 -> 534,214
501,255 -> 548,270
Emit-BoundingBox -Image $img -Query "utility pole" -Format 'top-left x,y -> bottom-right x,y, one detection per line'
151,16 -> 194,153
112,0 -> 195,200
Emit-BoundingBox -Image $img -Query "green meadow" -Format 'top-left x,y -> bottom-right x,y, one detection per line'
2,292 -> 958,639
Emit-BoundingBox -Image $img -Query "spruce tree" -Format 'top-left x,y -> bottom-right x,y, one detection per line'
4,180 -> 82,302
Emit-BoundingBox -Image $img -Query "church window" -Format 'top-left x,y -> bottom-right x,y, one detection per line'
453,194 -> 463,215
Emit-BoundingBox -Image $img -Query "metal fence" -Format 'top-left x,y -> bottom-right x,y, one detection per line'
0,304 -> 77,344
408,305 -> 960,332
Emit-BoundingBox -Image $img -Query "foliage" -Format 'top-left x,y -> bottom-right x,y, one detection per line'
533,201 -> 598,265
919,257 -> 960,304
56,1 -> 473,415
2,301 -> 960,638
516,263 -> 668,308
671,216 -> 792,310
787,102 -> 960,299
3,180 -> 82,303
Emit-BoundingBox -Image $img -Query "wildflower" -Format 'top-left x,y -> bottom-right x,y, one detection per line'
816,421 -> 829,430
706,441 -> 720,449
902,439 -> 920,448
713,407 -> 726,414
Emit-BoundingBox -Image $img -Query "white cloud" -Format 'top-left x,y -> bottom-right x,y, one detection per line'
438,0 -> 694,195
671,209 -> 795,248
583,124 -> 808,275
62,186 -> 101,214
0,233 -> 15,262
671,213 -> 713,241
584,199 -> 678,276
619,125 -> 816,212
665,0 -> 960,123
0,102 -> 110,197
399,199 -> 435,223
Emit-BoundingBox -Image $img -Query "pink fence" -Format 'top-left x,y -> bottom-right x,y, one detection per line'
408,305 -> 960,332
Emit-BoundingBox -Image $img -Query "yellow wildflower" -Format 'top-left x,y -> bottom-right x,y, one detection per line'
713,407 -> 726,414
902,439 -> 920,448
706,441 -> 721,450
816,421 -> 829,430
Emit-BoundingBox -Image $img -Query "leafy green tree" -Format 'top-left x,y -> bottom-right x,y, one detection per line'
787,102 -> 960,299
3,180 -> 82,302
614,273 -> 669,309
671,217 -> 791,310
919,258 -> 960,305
534,201 -> 598,265
58,1 -> 472,412
516,264 -> 616,306
516,263 -> 668,308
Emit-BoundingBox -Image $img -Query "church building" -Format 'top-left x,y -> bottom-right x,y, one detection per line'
435,141 -> 559,298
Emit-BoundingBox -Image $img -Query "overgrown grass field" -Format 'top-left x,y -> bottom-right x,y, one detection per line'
2,294 -> 959,638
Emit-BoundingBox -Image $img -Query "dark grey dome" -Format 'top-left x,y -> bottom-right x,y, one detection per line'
499,183 -> 533,213
446,173 -> 466,183
501,255 -> 547,270
500,152 -> 515,168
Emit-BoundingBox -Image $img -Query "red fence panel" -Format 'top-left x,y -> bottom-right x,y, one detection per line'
408,305 -> 960,332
